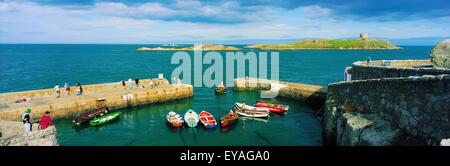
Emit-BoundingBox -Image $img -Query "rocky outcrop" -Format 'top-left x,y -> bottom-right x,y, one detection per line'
0,120 -> 57,146
329,108 -> 402,146
429,39 -> 450,68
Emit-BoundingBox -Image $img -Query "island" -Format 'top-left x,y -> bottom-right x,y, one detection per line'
137,44 -> 240,51
246,34 -> 400,50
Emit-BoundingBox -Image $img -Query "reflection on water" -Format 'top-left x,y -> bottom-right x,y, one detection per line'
55,90 -> 323,146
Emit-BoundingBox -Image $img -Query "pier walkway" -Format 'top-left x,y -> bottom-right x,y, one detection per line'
234,78 -> 327,109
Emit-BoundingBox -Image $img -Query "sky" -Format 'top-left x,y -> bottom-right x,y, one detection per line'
0,0 -> 449,45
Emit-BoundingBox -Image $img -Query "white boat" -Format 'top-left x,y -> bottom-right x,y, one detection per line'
232,102 -> 270,118
184,109 -> 199,128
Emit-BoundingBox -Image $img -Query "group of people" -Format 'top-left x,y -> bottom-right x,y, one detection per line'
21,108 -> 53,134
54,82 -> 82,98
121,78 -> 155,89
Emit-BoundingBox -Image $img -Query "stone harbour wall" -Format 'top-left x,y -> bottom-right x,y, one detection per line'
350,60 -> 450,80
0,120 -> 57,146
0,78 -> 194,122
234,78 -> 327,109
324,74 -> 450,145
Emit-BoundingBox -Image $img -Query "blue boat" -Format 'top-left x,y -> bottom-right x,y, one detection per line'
184,109 -> 199,128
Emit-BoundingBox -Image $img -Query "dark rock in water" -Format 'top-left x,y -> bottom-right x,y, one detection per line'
429,39 -> 450,68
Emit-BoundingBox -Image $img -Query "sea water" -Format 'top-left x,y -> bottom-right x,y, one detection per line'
0,44 -> 431,145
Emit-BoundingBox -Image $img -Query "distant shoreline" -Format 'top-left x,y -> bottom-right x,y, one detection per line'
137,44 -> 241,51
246,35 -> 400,50
245,47 -> 402,50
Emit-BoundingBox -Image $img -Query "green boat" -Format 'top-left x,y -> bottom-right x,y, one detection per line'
89,112 -> 121,126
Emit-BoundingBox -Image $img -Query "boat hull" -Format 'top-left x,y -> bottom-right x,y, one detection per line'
214,87 -> 227,95
254,100 -> 289,114
89,112 -> 121,126
199,111 -> 218,129
234,103 -> 270,118
166,111 -> 184,128
220,113 -> 238,128
184,110 -> 199,128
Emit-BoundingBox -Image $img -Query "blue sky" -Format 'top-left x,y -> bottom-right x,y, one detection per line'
0,0 -> 449,45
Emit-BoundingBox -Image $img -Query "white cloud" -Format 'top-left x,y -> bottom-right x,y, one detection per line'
301,5 -> 331,19
0,2 -> 10,11
0,1 -> 449,44
174,0 -> 203,9
92,2 -> 177,18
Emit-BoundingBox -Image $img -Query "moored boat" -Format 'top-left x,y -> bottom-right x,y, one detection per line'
73,99 -> 109,125
199,111 -> 217,128
214,87 -> 227,94
233,102 -> 270,118
254,100 -> 289,114
220,111 -> 239,127
214,82 -> 227,95
184,109 -> 199,128
89,112 -> 121,126
166,111 -> 184,128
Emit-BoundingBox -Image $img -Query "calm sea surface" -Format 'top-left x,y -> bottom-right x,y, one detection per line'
0,44 -> 431,145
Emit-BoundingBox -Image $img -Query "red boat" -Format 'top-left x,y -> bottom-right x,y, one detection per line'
199,111 -> 217,128
254,100 -> 289,114
220,111 -> 239,127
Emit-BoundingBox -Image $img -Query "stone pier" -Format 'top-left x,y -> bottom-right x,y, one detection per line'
233,78 -> 327,109
0,78 -> 194,122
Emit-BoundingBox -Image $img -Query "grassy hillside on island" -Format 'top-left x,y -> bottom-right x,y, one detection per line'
247,35 -> 400,50
137,44 -> 240,51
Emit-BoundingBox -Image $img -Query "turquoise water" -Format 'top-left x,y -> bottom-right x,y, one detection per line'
0,44 -> 431,146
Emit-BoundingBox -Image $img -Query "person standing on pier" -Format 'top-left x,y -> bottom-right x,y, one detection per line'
135,78 -> 140,88
75,82 -> 83,95
149,79 -> 154,89
54,84 -> 60,98
64,83 -> 70,96
39,111 -> 53,130
367,56 -> 372,65
128,78 -> 133,89
121,80 -> 126,90
21,108 -> 32,134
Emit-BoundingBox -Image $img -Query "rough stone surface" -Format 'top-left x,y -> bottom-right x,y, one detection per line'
323,99 -> 338,144
359,114 -> 402,146
337,113 -> 373,146
333,112 -> 402,146
0,120 -> 57,146
350,60 -> 450,80
429,39 -> 450,68
325,74 -> 449,145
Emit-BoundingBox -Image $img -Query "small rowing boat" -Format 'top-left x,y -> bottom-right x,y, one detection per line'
89,112 -> 121,126
184,109 -> 199,128
214,87 -> 227,95
220,111 -> 239,127
199,111 -> 217,128
254,100 -> 289,114
166,111 -> 184,128
73,98 -> 108,125
233,102 -> 270,118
